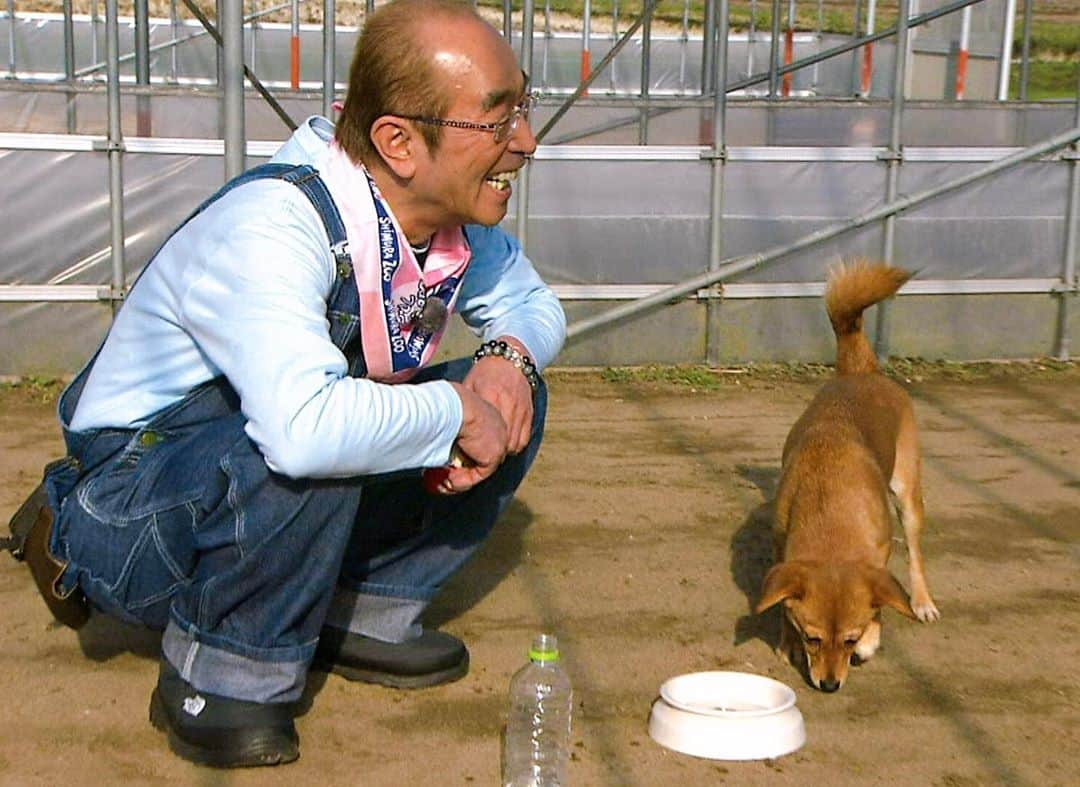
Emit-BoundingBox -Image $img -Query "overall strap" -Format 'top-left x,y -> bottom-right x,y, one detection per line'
59,163 -> 357,439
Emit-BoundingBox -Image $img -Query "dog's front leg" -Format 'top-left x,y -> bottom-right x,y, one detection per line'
890,431 -> 940,622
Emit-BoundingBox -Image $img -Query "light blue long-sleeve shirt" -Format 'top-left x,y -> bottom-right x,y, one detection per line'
69,117 -> 566,479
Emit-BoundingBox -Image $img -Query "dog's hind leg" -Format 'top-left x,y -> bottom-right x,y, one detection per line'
890,417 -> 941,623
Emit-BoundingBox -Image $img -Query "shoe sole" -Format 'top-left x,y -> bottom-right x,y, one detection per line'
313,651 -> 470,689
149,690 -> 299,768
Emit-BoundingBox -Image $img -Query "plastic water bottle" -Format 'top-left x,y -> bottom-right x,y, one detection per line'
501,633 -> 573,787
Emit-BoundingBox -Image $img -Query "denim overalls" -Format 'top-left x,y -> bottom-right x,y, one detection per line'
45,164 -> 547,703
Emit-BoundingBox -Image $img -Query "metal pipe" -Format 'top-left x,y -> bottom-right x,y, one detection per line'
610,0 -> 619,94
541,0 -> 550,87
955,5 -> 971,100
996,0 -> 1016,101
179,0 -> 298,132
323,0 -> 335,117
503,0 -> 512,41
860,0 -> 877,97
516,0 -> 535,251
678,0 -> 689,93
782,0 -> 794,97
748,0 -> 757,82
105,0 -> 126,315
1054,73 -> 1080,360
581,0 -> 591,95
638,5 -> 652,144
290,0 -> 299,89
76,1 -> 295,79
169,0 -> 178,82
535,0 -> 660,144
705,0 -> 730,367
63,0 -> 76,132
135,0 -> 151,136
701,0 -> 716,95
565,125 -> 1080,344
850,0 -> 863,95
1019,0 -> 1033,102
768,0 -> 781,97
874,0 -> 910,360
222,0 -> 245,179
6,0 -> 15,78
548,0 -> 988,146
249,0 -> 258,74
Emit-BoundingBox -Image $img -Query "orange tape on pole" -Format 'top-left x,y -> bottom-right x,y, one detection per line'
580,48 -> 590,97
955,48 -> 969,100
290,35 -> 300,90
782,28 -> 793,97
861,41 -> 874,95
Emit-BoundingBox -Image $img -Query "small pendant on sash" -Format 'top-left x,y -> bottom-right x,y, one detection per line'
416,295 -> 448,334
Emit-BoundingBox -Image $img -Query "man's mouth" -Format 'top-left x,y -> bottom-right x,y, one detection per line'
485,169 -> 518,192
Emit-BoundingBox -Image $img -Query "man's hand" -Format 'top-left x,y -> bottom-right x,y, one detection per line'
463,337 -> 535,455
434,383 -> 509,495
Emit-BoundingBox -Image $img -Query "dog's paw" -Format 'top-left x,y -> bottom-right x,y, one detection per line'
854,620 -> 881,662
911,595 -> 940,623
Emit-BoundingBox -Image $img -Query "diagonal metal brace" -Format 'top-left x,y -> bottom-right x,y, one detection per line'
179,0 -> 297,132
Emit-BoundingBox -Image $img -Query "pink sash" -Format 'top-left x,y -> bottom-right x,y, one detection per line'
320,143 -> 471,382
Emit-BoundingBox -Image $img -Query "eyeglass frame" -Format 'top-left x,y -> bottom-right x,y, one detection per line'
395,73 -> 537,145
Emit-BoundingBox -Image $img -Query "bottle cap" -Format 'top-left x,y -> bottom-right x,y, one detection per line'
528,633 -> 559,662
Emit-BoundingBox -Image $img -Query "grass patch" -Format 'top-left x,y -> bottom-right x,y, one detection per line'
584,358 -> 1078,388
1009,59 -> 1079,100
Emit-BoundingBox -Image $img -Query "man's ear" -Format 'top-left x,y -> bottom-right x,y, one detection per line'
865,566 -> 917,620
755,562 -> 809,614
368,116 -> 419,179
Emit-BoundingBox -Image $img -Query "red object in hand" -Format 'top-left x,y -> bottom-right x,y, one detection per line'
422,446 -> 466,494
422,465 -> 452,494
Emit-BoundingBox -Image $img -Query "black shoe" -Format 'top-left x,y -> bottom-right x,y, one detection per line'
6,473 -> 90,630
149,660 -> 299,768
313,628 -> 469,689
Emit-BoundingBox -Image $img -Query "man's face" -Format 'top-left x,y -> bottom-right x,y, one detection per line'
409,19 -> 538,230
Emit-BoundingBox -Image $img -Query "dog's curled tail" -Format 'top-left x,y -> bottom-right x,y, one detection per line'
825,259 -> 912,375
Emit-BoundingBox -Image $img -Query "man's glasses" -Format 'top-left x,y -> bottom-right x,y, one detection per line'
397,92 -> 537,145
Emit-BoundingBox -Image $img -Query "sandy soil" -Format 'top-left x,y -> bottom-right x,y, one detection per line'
1,364 -> 1078,786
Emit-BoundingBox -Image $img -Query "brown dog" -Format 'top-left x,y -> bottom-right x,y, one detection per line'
755,260 -> 940,692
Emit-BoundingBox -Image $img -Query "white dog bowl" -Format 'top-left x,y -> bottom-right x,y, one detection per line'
648,671 -> 805,761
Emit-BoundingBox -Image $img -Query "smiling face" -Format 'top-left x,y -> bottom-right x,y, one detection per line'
362,12 -> 537,241
407,17 -> 536,231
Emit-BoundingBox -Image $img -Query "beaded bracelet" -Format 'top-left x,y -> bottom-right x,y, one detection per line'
473,339 -> 540,392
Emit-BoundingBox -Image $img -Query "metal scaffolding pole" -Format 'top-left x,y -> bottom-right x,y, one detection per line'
1055,74 -> 1080,360
135,0 -> 151,135
705,0 -> 730,367
222,0 -> 245,179
6,0 -> 15,78
323,0 -> 335,117
105,0 -> 126,315
996,0 -> 1016,101
515,0 -> 535,251
535,0 -> 660,144
564,127 -> 1080,346
768,0 -> 781,97
701,0 -> 716,95
638,5 -> 652,144
63,0 -> 77,132
874,0 -> 911,360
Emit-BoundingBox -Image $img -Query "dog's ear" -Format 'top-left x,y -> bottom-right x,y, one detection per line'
866,567 -> 917,619
755,562 -> 809,613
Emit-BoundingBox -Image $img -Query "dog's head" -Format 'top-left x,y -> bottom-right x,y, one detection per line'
755,560 -> 916,692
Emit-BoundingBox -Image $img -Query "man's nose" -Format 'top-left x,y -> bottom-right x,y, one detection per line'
510,116 -> 538,155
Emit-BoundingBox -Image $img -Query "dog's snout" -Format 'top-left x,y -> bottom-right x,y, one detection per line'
818,679 -> 841,693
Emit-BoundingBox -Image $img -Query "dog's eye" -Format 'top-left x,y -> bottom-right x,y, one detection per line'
843,637 -> 859,648
805,636 -> 822,648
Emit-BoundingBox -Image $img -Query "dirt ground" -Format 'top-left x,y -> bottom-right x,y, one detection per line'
1,363 -> 1078,787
